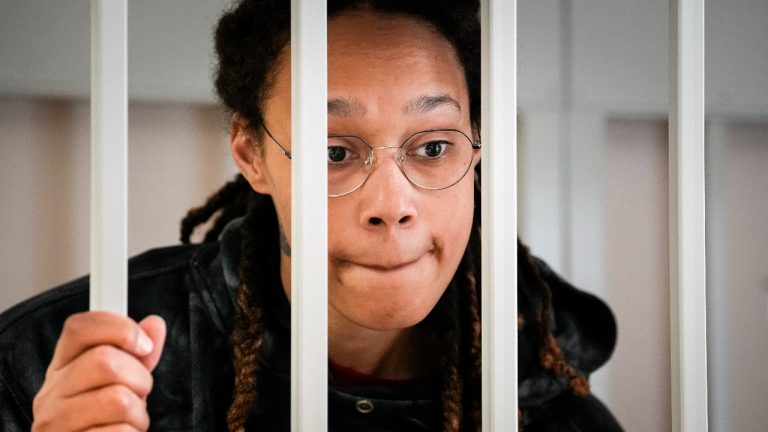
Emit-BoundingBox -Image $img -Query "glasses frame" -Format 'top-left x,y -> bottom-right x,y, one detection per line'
262,124 -> 481,198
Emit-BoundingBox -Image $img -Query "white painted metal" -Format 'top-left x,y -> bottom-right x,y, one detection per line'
290,1 -> 328,431
481,0 -> 518,430
669,1 -> 708,431
704,119 -> 728,432
89,0 -> 128,314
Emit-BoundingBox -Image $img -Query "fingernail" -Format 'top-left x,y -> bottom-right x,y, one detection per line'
137,331 -> 154,355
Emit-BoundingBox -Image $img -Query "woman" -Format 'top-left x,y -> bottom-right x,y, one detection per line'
0,0 -> 622,431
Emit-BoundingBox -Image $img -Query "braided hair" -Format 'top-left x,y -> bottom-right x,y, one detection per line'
180,1 -> 588,430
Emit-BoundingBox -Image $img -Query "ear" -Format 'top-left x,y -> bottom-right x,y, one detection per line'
230,113 -> 274,195
471,121 -> 482,164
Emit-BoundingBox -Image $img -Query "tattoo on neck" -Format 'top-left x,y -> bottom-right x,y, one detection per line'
279,224 -> 291,257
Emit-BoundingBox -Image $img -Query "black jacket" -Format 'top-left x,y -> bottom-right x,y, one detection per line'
0,220 -> 623,431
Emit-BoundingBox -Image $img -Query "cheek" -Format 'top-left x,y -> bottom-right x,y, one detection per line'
432,179 -> 476,252
326,198 -> 355,249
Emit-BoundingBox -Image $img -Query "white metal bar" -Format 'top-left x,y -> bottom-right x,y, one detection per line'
290,1 -> 328,431
704,119 -> 728,432
90,0 -> 128,314
669,1 -> 708,431
481,0 -> 518,430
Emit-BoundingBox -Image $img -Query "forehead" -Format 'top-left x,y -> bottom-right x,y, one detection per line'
325,11 -> 468,109
327,11 -> 457,61
263,11 -> 470,130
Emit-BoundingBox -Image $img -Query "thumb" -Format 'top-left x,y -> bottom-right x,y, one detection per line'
138,315 -> 166,372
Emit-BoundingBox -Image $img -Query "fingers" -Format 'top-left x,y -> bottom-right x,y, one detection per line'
49,312 -> 155,372
137,315 -> 166,372
33,312 -> 167,432
33,385 -> 149,432
48,345 -> 154,400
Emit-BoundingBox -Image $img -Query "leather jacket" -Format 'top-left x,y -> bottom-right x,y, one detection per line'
0,219 -> 623,431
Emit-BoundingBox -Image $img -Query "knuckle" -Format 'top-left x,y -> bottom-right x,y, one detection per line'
136,370 -> 153,398
30,397 -> 56,432
31,418 -> 50,432
118,324 -> 140,351
146,372 -> 154,392
103,385 -> 136,415
92,345 -> 121,379
116,331 -> 131,350
31,389 -> 46,414
137,407 -> 151,431
62,313 -> 87,340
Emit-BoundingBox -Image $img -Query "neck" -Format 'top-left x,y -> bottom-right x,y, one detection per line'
327,309 -> 437,379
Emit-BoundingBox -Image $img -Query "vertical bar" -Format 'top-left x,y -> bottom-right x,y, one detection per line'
290,1 -> 328,431
704,119 -> 728,432
669,1 -> 708,431
90,0 -> 128,314
481,0 -> 518,430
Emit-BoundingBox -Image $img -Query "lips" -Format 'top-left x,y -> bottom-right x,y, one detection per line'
334,246 -> 435,272
354,256 -> 422,271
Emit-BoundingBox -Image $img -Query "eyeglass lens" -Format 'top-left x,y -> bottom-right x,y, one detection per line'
327,130 -> 476,197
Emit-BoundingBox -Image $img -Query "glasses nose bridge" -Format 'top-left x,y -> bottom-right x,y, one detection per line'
367,144 -> 405,168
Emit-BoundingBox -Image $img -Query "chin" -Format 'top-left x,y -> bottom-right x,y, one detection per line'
342,301 -> 435,331
329,257 -> 450,331
330,278 -> 447,331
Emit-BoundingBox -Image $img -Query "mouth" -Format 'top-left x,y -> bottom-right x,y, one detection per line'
337,246 -> 436,273
355,256 -> 422,271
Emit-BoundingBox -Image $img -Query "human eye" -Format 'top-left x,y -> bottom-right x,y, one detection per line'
414,140 -> 450,158
408,134 -> 455,161
327,137 -> 363,166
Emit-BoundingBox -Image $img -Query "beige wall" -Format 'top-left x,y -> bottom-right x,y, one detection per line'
709,122 -> 768,432
520,115 -> 768,432
0,97 -> 237,311
604,119 -> 671,431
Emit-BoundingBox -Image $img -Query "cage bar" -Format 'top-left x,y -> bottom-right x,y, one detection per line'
290,1 -> 329,431
89,0 -> 128,314
669,0 -> 708,431
480,0 -> 518,430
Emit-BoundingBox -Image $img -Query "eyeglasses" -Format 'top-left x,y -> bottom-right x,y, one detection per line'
262,124 -> 481,198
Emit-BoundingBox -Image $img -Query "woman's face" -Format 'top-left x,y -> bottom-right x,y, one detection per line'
232,11 -> 478,332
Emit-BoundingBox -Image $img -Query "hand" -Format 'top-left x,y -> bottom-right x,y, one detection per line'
31,312 -> 166,432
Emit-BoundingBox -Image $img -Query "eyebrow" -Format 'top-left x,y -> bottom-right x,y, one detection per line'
405,94 -> 462,115
327,97 -> 366,117
327,93 -> 462,118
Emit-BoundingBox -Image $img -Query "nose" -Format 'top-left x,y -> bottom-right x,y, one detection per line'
358,150 -> 418,229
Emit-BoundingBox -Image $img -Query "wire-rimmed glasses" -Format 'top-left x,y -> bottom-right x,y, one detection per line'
262,125 -> 481,198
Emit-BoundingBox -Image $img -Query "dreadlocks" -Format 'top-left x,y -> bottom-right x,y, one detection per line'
179,0 -> 589,430
181,172 -> 587,431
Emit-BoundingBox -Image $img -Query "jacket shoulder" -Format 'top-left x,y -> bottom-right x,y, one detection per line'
525,393 -> 624,432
